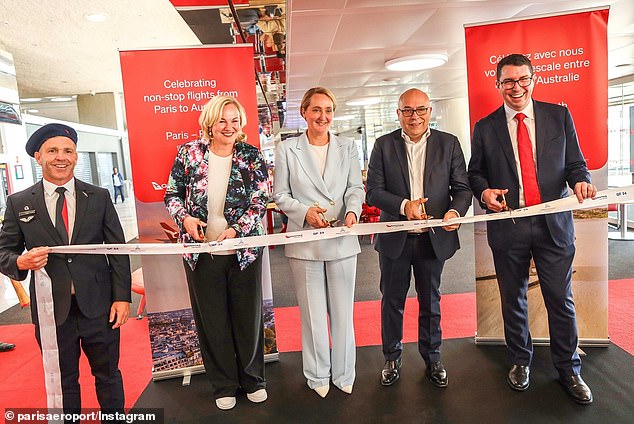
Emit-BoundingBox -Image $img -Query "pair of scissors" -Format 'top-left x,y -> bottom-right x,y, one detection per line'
497,193 -> 515,224
314,202 -> 341,227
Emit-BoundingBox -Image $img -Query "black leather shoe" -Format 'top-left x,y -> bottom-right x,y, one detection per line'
426,361 -> 448,388
0,342 -> 15,352
381,358 -> 402,386
559,375 -> 593,405
507,365 -> 530,391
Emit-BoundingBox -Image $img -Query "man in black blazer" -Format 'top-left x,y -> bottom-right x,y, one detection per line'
468,54 -> 596,404
367,88 -> 471,388
0,123 -> 131,418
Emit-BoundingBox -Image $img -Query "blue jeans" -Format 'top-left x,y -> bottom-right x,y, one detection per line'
113,186 -> 125,203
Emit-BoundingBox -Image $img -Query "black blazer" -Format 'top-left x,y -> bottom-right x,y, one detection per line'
468,100 -> 591,248
366,128 -> 472,261
0,179 -> 131,325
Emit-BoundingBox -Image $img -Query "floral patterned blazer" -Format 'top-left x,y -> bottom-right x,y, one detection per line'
164,138 -> 270,271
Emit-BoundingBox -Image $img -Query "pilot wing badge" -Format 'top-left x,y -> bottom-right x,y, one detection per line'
18,207 -> 36,223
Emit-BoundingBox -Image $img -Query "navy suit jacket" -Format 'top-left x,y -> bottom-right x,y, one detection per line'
366,128 -> 472,261
468,100 -> 591,248
0,179 -> 131,325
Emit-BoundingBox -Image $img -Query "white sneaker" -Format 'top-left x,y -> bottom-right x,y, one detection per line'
215,396 -> 236,410
341,385 -> 353,394
246,388 -> 268,403
314,385 -> 329,398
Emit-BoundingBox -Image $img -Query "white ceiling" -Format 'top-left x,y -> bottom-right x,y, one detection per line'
0,0 -> 632,130
0,0 -> 201,97
0,0 -> 201,121
285,0 -> 634,131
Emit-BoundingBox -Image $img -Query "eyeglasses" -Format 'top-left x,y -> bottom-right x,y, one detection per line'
498,76 -> 533,90
399,107 -> 430,117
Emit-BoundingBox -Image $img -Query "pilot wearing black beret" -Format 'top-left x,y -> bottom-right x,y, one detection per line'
25,123 -> 78,157
0,121 -> 131,416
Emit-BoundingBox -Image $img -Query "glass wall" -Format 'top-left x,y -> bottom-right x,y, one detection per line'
25,122 -> 125,192
608,79 -> 634,187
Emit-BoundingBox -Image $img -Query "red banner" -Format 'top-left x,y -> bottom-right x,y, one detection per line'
465,8 -> 609,170
119,46 -> 277,377
465,9 -> 610,344
119,45 -> 258,203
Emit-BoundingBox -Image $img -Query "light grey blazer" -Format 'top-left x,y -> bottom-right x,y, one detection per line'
274,131 -> 364,261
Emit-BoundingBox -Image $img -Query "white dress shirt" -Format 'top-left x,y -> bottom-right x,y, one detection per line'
399,129 -> 430,233
504,101 -> 537,208
399,128 -> 430,215
42,177 -> 76,239
43,177 -> 76,293
398,128 -> 460,226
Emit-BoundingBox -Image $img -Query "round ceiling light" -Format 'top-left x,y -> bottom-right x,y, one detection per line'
84,13 -> 109,23
385,54 -> 448,71
345,97 -> 381,107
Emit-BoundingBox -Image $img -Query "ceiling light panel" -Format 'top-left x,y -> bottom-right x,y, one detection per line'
385,54 -> 448,71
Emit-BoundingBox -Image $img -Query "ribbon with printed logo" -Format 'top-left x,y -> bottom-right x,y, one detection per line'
50,185 -> 634,256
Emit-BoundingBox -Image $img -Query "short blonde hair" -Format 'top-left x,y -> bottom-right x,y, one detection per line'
199,96 -> 247,142
300,87 -> 337,115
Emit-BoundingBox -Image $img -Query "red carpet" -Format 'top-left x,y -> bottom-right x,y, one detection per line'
0,280 -> 631,409
608,278 -> 634,356
274,292 -> 476,352
0,319 -> 152,410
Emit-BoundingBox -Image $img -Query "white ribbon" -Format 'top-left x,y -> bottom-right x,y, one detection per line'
50,185 -> 634,256
34,269 -> 64,420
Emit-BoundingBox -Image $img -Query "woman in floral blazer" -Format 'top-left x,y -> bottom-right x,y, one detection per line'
164,96 -> 270,411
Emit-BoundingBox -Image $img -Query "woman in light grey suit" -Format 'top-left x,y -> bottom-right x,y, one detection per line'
274,87 -> 364,397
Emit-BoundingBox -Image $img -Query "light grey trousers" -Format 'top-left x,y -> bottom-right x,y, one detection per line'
288,255 -> 357,389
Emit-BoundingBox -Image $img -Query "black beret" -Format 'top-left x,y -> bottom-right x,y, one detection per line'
26,123 -> 78,157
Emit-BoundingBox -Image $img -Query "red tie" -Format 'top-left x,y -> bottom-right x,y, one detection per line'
515,113 -> 541,206
62,199 -> 69,233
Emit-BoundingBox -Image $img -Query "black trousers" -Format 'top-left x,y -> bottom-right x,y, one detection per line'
379,233 -> 445,363
184,254 -> 266,398
491,215 -> 581,377
35,296 -> 124,422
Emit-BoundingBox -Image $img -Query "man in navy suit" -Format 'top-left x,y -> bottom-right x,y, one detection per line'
367,88 -> 472,388
0,123 -> 131,420
468,54 -> 596,404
